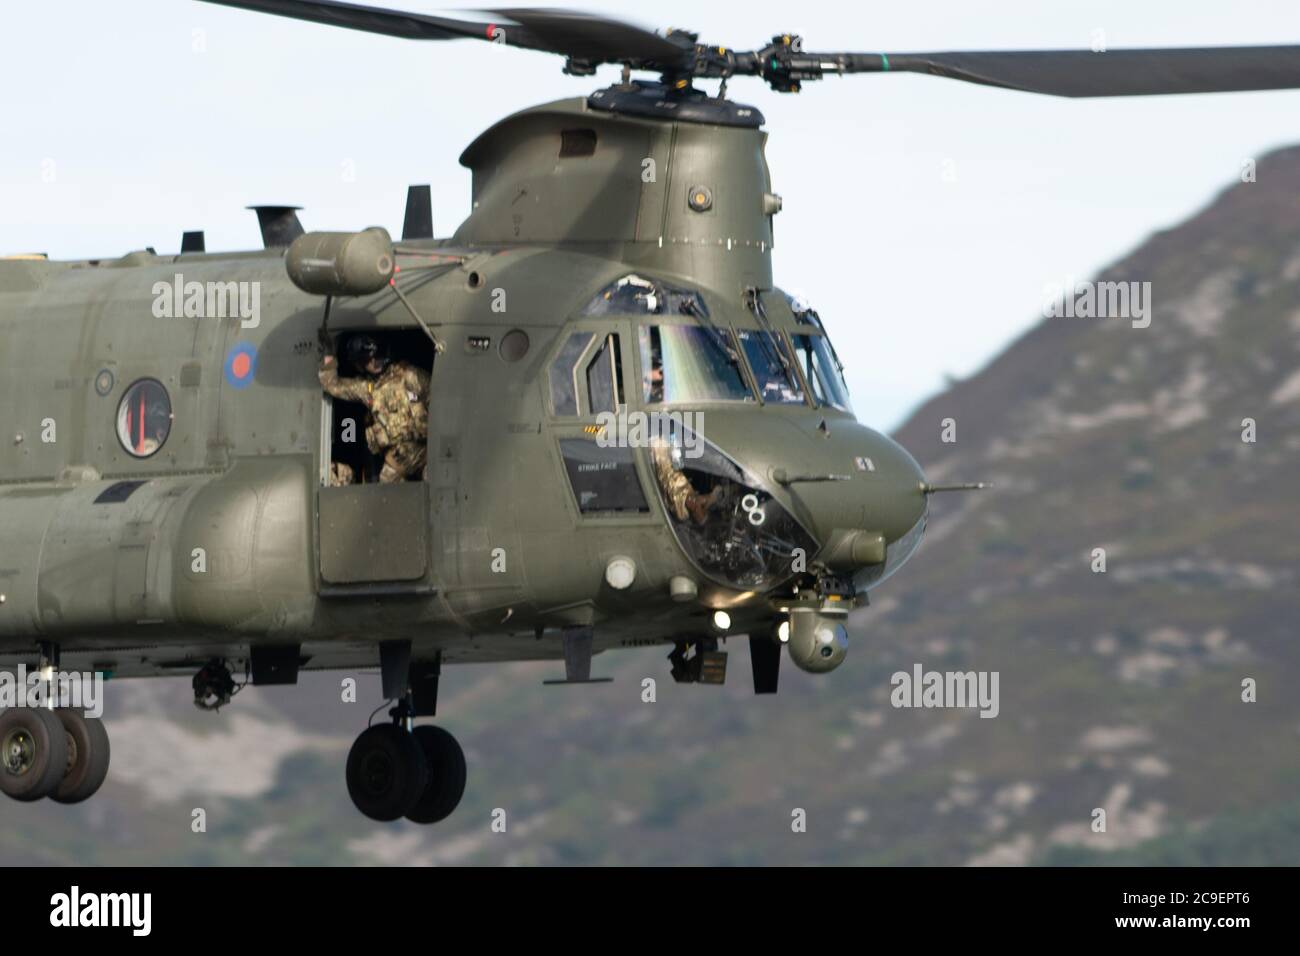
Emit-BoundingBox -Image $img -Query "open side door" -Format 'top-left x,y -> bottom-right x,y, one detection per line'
316,328 -> 434,587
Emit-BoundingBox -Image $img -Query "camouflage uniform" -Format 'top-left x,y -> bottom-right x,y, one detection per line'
319,357 -> 430,483
649,435 -> 722,525
650,436 -> 694,522
329,461 -> 355,486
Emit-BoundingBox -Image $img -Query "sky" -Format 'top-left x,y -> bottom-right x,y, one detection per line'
4,1 -> 1300,428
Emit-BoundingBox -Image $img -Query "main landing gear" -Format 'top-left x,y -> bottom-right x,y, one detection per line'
346,703 -> 466,824
1,643 -> 111,806
0,707 -> 111,805
345,644 -> 466,824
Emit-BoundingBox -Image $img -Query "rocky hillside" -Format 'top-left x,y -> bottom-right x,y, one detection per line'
5,149 -> 1300,865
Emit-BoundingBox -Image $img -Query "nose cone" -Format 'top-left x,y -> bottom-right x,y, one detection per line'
767,420 -> 928,582
776,422 -> 925,535
851,428 -> 927,543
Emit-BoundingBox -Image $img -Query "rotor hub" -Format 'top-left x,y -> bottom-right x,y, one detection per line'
587,80 -> 764,128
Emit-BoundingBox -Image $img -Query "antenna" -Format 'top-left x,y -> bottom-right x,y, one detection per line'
402,185 -> 433,240
247,205 -> 304,248
921,482 -> 993,495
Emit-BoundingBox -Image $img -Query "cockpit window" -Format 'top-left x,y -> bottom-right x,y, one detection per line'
549,331 -> 595,416
584,274 -> 709,318
648,420 -> 819,591
791,334 -> 851,411
640,325 -> 752,404
736,329 -> 804,404
585,333 -> 623,415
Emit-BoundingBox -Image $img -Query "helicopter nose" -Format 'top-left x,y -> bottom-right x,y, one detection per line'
818,428 -> 927,585
852,430 -> 927,542
772,422 -> 927,566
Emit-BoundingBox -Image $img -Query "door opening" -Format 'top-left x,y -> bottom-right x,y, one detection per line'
317,328 -> 434,586
323,329 -> 435,486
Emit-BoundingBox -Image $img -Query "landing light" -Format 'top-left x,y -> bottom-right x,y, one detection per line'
711,611 -> 732,631
777,620 -> 790,643
605,556 -> 637,590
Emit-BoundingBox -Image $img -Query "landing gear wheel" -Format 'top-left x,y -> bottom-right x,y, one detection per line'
50,710 -> 111,805
0,708 -> 69,802
346,724 -> 428,822
405,725 -> 467,825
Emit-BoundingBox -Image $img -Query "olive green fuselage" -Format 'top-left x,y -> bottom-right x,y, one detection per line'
0,96 -> 927,678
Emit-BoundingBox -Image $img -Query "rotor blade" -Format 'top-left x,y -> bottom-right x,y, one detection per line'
195,0 -> 497,41
484,7 -> 688,63
195,1 -> 686,64
832,46 -> 1300,97
197,3 -> 1300,95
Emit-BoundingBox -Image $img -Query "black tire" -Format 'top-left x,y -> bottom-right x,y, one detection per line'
346,724 -> 428,822
0,708 -> 69,802
405,725 -> 467,825
50,710 -> 111,805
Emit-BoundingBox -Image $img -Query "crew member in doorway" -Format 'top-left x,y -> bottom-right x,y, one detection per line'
319,335 -> 430,483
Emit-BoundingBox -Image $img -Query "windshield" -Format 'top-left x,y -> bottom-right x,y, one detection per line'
791,333 -> 851,411
640,325 -> 753,404
736,329 -> 804,404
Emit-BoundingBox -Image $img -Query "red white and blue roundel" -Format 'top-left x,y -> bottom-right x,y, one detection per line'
224,342 -> 258,389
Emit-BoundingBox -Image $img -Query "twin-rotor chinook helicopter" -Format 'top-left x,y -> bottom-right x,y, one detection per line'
3,1 -> 1300,825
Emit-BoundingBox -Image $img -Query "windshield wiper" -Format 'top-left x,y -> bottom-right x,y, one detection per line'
743,288 -> 787,368
683,295 -> 745,370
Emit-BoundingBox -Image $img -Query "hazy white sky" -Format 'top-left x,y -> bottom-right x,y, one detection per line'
4,1 -> 1300,428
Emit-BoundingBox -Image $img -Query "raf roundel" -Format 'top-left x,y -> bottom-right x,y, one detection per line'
224,342 -> 258,389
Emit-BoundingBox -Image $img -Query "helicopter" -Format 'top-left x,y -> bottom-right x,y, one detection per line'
2,1 -> 1299,826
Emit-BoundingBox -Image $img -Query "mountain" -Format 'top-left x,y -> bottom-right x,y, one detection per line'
6,149 -> 1300,866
